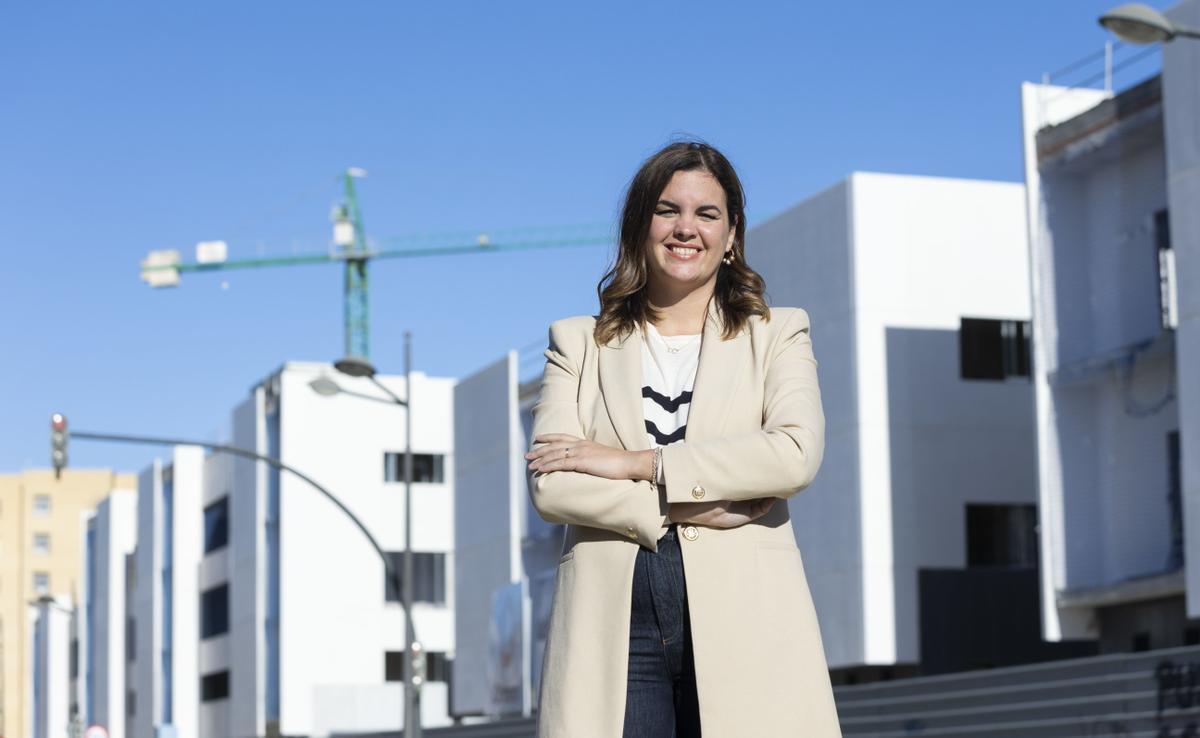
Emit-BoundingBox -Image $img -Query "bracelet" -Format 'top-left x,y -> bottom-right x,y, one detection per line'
649,447 -> 662,490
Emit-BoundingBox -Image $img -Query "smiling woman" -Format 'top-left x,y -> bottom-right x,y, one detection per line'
525,141 -> 840,737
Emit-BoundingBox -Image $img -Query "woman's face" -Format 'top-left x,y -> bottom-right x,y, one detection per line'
643,169 -> 735,297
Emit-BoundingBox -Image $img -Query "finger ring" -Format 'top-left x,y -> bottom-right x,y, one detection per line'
564,447 -> 572,457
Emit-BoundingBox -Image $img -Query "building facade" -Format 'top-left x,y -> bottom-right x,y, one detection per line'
0,468 -> 134,738
28,595 -> 73,738
97,362 -> 457,738
1022,0 -> 1200,653
77,490 -> 137,737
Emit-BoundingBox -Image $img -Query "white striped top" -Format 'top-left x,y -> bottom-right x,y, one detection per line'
641,323 -> 701,454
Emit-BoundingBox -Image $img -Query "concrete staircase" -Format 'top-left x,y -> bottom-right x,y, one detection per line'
835,644 -> 1200,737
420,646 -> 1200,737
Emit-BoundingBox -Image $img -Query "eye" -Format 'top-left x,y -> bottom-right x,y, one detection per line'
655,209 -> 675,216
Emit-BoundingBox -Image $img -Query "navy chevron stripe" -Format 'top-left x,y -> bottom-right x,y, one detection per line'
641,386 -> 693,413
645,420 -> 687,445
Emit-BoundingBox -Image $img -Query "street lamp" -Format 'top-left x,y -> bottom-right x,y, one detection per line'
317,331 -> 421,738
1100,3 -> 1200,44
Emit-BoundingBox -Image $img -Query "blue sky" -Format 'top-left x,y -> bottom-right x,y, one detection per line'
0,1 -> 1164,472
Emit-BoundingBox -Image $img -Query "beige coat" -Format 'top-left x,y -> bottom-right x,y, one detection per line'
530,306 -> 842,738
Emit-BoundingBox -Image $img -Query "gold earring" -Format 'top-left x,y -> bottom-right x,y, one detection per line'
722,251 -> 734,266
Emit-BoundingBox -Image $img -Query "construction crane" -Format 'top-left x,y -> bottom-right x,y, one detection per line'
139,167 -> 612,360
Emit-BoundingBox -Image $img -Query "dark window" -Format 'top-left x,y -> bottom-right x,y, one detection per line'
386,651 -> 451,683
384,453 -> 445,483
70,639 -> 78,679
1168,431 -> 1184,569
959,318 -> 1031,381
966,504 -> 1038,568
1185,627 -> 1200,646
1133,632 -> 1151,652
200,584 -> 230,639
127,689 -> 135,717
1155,209 -> 1171,252
126,617 -> 136,662
204,497 -> 230,554
201,670 -> 230,702
384,552 -> 446,604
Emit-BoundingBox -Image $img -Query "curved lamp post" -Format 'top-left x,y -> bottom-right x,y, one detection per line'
1100,3 -> 1200,43
314,331 -> 421,738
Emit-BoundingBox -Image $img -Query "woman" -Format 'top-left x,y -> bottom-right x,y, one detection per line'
525,141 -> 841,737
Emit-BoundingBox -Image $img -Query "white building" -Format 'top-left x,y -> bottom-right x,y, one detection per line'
78,490 -> 138,736
451,172 -> 1083,699
1021,0 -> 1200,652
28,595 -> 73,738
133,447 -> 204,738
212,362 -> 457,738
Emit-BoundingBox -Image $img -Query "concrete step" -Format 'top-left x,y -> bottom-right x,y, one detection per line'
837,669 -> 1158,717
834,644 -> 1200,704
841,703 -> 1200,737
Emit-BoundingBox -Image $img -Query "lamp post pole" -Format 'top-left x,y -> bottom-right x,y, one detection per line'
327,332 -> 420,737
402,331 -> 419,738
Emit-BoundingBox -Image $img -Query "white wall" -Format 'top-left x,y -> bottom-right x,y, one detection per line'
88,491 -> 137,736
133,447 -> 203,738
1023,71 -> 1191,643
273,363 -> 456,736
1020,81 -> 1114,641
1163,0 -> 1200,618
29,597 -> 72,738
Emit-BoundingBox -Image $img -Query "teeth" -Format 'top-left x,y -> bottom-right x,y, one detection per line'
670,246 -> 700,255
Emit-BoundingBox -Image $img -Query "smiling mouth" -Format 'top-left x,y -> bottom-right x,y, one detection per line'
667,244 -> 702,257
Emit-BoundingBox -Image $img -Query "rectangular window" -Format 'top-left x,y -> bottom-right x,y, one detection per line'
127,617 -> 136,662
1156,209 -> 1178,330
966,504 -> 1038,568
201,670 -> 230,702
1168,431 -> 1183,569
127,689 -> 135,717
204,497 -> 230,554
33,494 -> 51,516
959,318 -> 1031,381
33,571 -> 49,593
200,584 -> 230,639
33,533 -> 51,555
386,651 -> 451,683
384,552 -> 447,604
384,452 -> 446,483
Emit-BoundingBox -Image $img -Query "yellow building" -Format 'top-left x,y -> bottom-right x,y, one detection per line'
0,469 -> 134,738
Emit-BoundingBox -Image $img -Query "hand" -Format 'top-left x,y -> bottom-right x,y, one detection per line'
669,497 -> 777,529
525,434 -> 651,481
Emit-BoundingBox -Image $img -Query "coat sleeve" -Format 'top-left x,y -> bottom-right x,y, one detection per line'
660,308 -> 825,504
529,319 -> 668,550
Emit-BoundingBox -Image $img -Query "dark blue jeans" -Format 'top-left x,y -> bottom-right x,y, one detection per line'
623,525 -> 702,737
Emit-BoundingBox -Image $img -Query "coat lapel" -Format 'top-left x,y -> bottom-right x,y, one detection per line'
598,324 -> 651,452
686,306 -> 749,443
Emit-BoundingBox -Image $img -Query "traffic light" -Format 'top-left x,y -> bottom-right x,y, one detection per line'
51,413 -> 68,479
410,641 -> 426,690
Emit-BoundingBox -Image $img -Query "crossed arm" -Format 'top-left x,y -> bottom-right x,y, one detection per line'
526,310 -> 824,551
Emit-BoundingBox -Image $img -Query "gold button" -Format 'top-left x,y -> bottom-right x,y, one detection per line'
682,526 -> 699,541
691,485 -> 705,500
625,526 -> 637,539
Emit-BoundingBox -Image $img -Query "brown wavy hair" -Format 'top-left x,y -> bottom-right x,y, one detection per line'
594,140 -> 769,346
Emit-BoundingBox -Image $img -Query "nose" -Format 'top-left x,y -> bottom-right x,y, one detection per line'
674,214 -> 697,240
